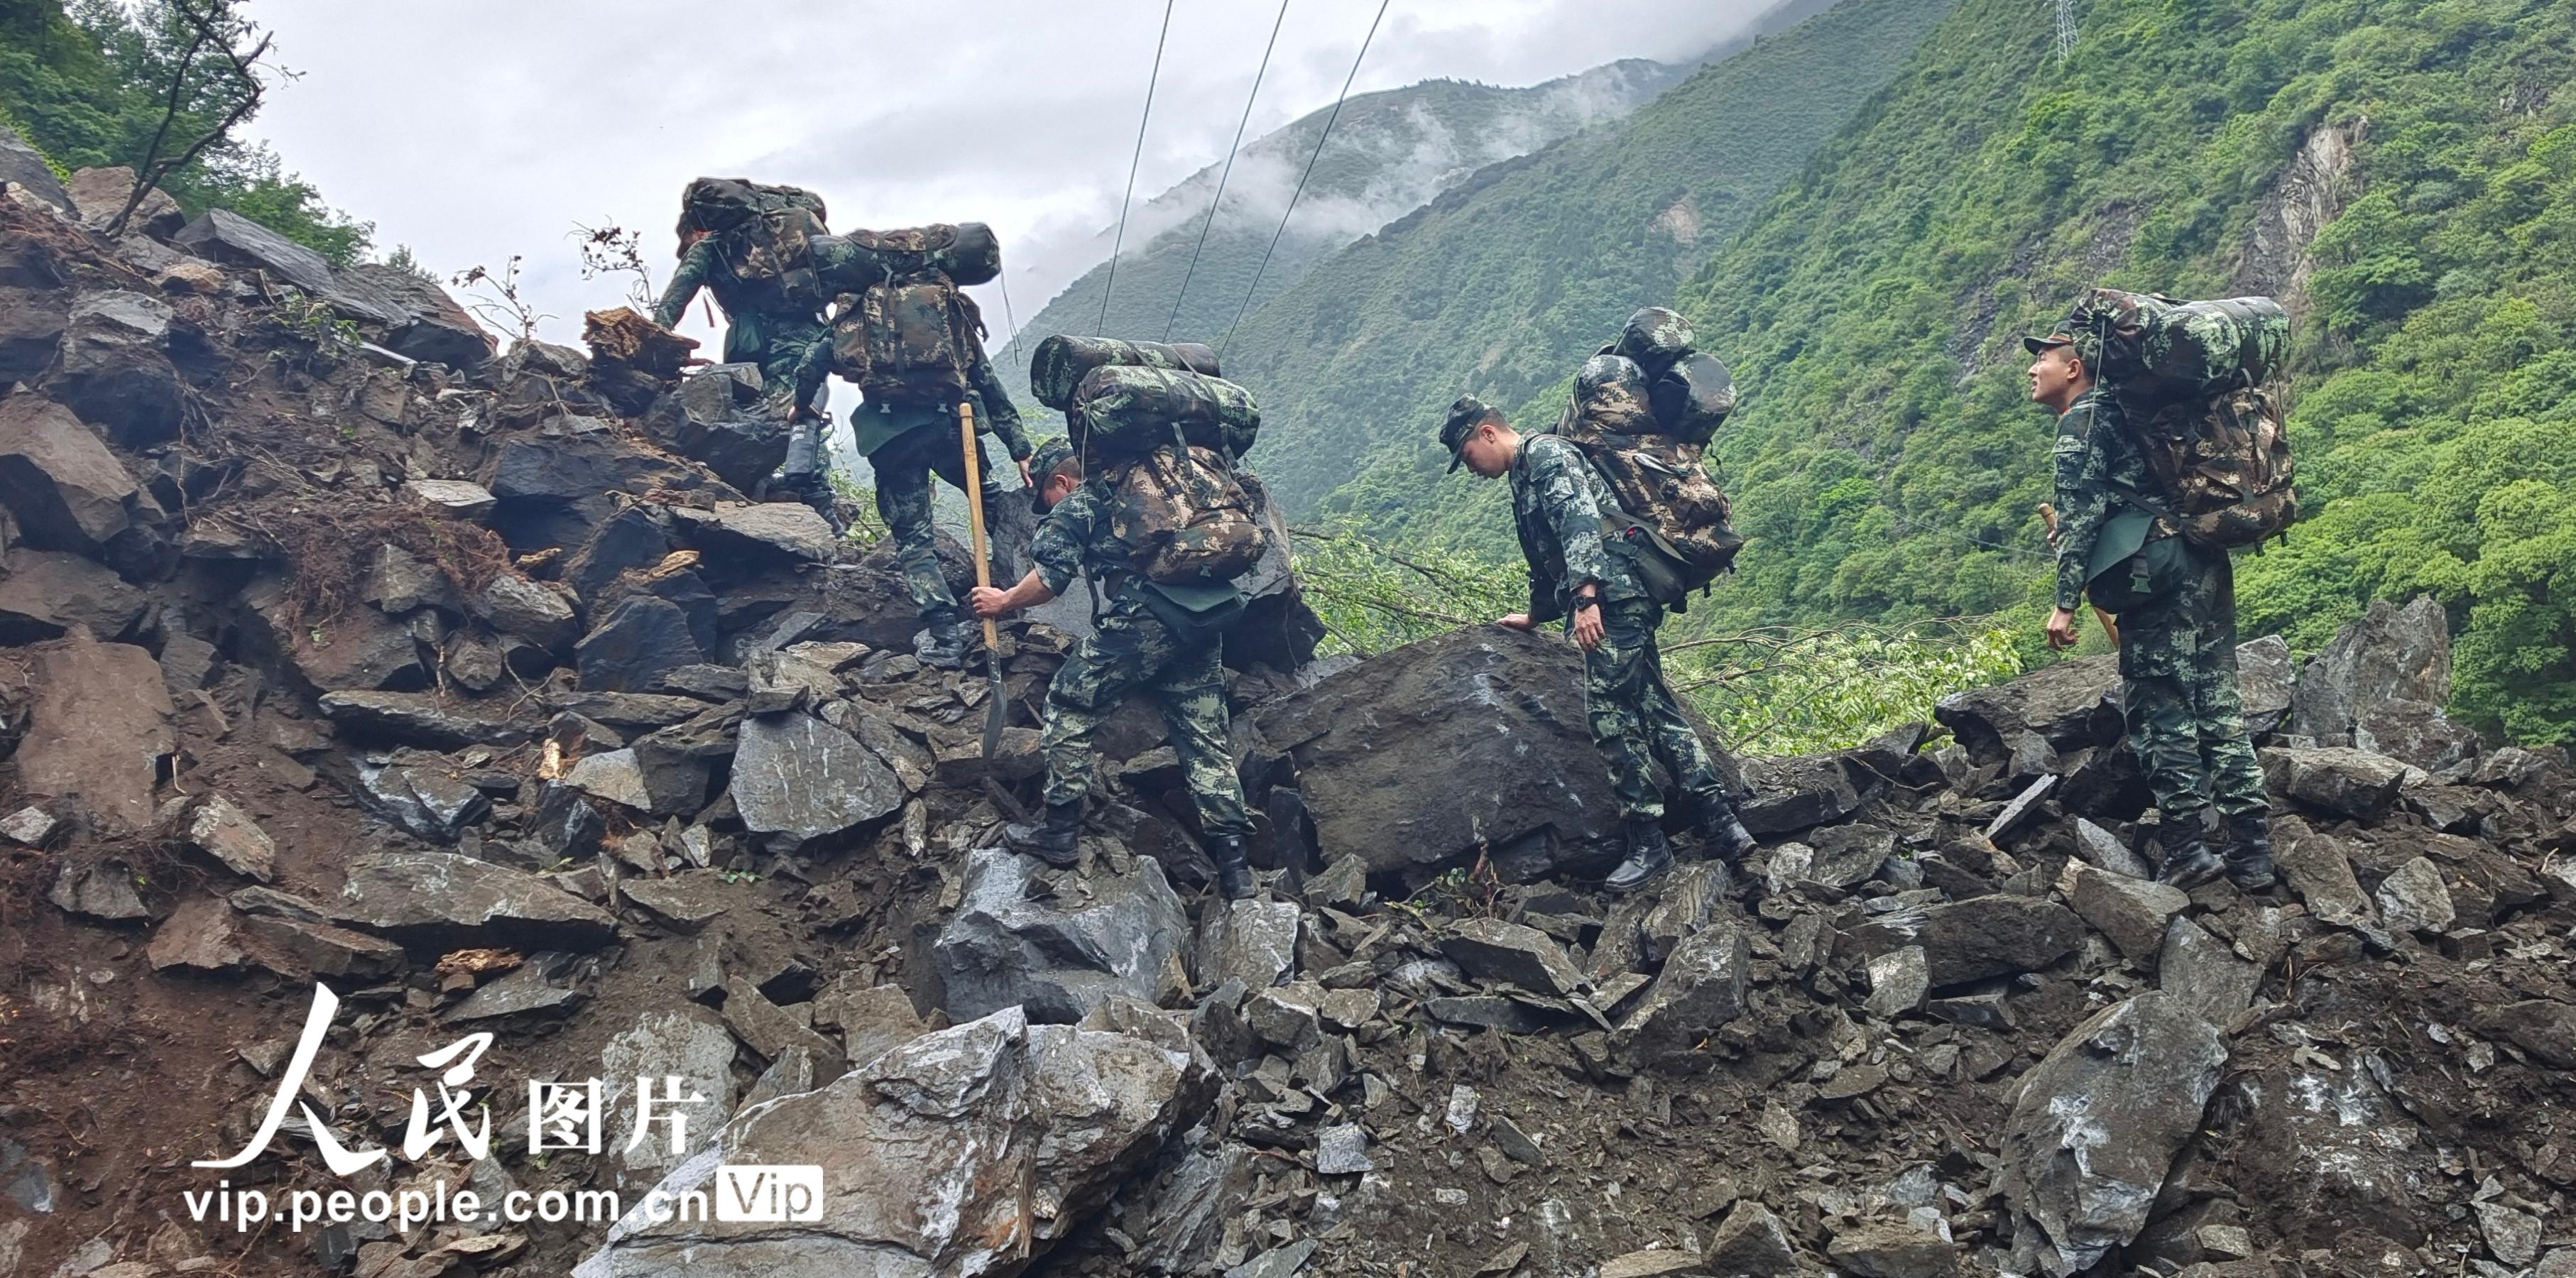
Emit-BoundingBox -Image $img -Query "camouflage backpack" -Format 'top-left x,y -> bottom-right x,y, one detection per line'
1551,352 -> 1743,610
1099,442 -> 1272,586
830,271 -> 986,407
1603,305 -> 1737,445
685,179 -> 828,314
2073,289 -> 2300,549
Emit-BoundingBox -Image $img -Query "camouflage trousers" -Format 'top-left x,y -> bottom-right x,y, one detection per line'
1583,599 -> 1724,820
871,424 -> 1008,625
2117,539 -> 2268,819
1040,601 -> 1252,838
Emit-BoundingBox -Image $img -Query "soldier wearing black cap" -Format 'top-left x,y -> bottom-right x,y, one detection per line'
1441,394 -> 1756,891
2028,316 -> 2273,892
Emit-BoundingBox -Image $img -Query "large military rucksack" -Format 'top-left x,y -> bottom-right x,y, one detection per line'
687,179 -> 829,314
1600,305 -> 1737,445
1028,335 -> 1221,410
1069,365 -> 1269,586
2075,288 -> 2300,550
1551,352 -> 1742,610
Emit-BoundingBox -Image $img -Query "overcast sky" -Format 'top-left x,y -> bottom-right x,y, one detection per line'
236,0 -> 1778,354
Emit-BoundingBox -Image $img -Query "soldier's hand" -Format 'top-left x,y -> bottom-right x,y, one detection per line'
1016,458 -> 1035,489
1572,603 -> 1605,652
968,586 -> 1014,619
1496,613 -> 1535,631
2045,606 -> 2082,650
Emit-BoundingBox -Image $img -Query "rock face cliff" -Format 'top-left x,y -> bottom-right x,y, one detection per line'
4,170 -> 2576,1278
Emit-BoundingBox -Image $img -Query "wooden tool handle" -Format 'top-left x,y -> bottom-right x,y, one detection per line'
957,402 -> 1000,648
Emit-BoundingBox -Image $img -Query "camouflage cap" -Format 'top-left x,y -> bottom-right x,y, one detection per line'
2022,322 -> 2102,366
1440,393 -> 1502,474
1030,435 -> 1078,481
1612,306 -> 1696,364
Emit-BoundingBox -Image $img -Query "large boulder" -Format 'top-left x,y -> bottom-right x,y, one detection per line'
1933,655 -> 2120,764
0,549 -> 148,644
0,125 -> 74,212
1998,992 -> 2227,1276
2261,746 -> 2408,822
641,366 -> 791,492
2235,634 -> 2296,736
16,632 -> 173,831
934,848 -> 1188,1024
341,261 -> 495,368
0,282 -> 66,383
173,208 -> 411,328
572,1006 -> 1215,1278
1844,895 -> 2085,988
577,595 -> 706,692
2353,699 -> 2479,772
2288,596 -> 2451,745
1255,627 -> 1679,885
64,165 -> 182,237
44,290 -> 186,447
730,711 -> 904,842
333,849 -> 618,951
0,391 -> 165,572
484,430 -> 708,552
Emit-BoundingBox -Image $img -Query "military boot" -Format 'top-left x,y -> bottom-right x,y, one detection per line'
2154,821 -> 2225,892
915,613 -> 974,671
1005,801 -> 1082,868
1695,790 -> 1757,863
2222,812 -> 2278,891
1208,833 -> 1256,902
1605,817 -> 1674,892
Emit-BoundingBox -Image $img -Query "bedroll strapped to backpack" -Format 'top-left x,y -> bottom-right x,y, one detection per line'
2072,288 -> 2299,550
1028,335 -> 1221,410
1601,305 -> 1737,445
1553,352 -> 1743,610
685,179 -> 829,315
813,223 -> 1002,293
1067,364 -> 1260,462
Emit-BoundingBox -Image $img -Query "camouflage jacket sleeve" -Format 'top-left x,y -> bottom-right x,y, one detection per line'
1524,436 -> 1616,618
1030,484 -> 1106,596
790,329 -> 834,417
2052,390 -> 2131,611
651,239 -> 718,329
967,348 -> 1031,461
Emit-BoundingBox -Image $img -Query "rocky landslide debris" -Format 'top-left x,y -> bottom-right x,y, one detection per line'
4,184 -> 2576,1278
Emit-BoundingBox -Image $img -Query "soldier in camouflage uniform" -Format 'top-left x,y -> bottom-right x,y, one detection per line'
967,437 -> 1257,900
651,179 -> 839,519
2031,321 -> 2274,891
1442,394 -> 1756,891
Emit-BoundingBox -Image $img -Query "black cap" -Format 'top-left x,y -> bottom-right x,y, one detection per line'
2022,331 -> 2075,356
1440,394 -> 1500,474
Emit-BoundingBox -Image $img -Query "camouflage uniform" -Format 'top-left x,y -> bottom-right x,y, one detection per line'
653,227 -> 834,501
2053,387 -> 2265,821
1027,481 -> 1251,836
1510,433 -> 1724,821
804,331 -> 1031,627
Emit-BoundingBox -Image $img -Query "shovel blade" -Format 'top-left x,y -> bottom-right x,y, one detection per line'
981,661 -> 1007,760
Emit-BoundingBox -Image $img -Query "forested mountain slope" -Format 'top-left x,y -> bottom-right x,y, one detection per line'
990,58 -> 1684,401
1223,0 -> 1955,518
1657,0 -> 2576,743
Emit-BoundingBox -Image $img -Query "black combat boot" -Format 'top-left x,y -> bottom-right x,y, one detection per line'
1605,817 -> 1674,892
1207,833 -> 1256,902
1695,790 -> 1757,863
2222,811 -> 2278,891
1006,800 -> 1083,868
2154,821 -> 2225,892
915,613 -> 973,671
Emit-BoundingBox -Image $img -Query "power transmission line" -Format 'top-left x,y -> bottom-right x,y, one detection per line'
997,266 -> 1024,371
1219,0 -> 1392,360
1165,0 -> 1291,343
1099,0 -> 1177,334
2055,0 -> 2077,61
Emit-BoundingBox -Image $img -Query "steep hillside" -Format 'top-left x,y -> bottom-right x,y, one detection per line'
1652,0 -> 2576,743
1219,0 -> 1951,521
991,59 -> 1683,399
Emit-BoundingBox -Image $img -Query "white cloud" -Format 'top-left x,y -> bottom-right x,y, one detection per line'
238,0 -> 1780,351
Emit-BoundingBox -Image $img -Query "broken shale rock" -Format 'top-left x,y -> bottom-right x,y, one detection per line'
1845,895 -> 2085,988
572,1006 -> 1213,1278
1999,991 -> 2227,1276
932,848 -> 1188,1024
334,849 -> 618,952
